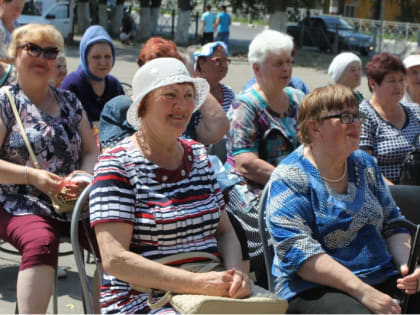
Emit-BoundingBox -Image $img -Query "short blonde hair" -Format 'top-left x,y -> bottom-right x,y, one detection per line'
9,24 -> 64,58
297,84 -> 358,144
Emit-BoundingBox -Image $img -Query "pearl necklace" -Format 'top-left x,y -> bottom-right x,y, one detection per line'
321,159 -> 348,183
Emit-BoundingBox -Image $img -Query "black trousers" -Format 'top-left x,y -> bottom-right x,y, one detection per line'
201,32 -> 214,45
287,275 -> 420,314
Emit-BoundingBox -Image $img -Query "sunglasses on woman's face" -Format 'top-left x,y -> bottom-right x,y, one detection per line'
19,42 -> 60,60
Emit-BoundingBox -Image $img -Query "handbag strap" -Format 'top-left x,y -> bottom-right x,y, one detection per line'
130,252 -> 222,310
2,87 -> 41,169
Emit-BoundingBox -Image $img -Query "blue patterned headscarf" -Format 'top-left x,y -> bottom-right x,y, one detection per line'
79,25 -> 115,81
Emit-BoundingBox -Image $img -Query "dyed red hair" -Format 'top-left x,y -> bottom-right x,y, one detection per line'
137,37 -> 185,67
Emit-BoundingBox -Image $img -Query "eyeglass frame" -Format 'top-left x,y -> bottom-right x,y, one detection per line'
320,111 -> 366,124
207,57 -> 231,66
18,42 -> 60,60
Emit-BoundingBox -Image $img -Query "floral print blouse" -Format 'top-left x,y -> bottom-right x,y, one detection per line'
0,84 -> 83,221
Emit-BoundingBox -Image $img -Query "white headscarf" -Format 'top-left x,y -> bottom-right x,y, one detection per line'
328,52 -> 362,83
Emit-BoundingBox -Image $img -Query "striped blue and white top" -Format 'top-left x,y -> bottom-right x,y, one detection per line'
90,137 -> 225,314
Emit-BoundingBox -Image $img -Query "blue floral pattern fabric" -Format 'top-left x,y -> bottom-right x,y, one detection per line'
0,84 -> 83,221
266,147 -> 406,300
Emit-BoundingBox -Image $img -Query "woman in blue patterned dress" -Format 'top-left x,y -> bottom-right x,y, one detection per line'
359,52 -> 420,184
90,57 -> 251,314
0,24 -> 99,313
266,84 -> 420,314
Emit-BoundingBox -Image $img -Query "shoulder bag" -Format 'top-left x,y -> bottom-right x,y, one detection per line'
2,87 -> 90,214
130,251 -> 287,314
399,134 -> 420,185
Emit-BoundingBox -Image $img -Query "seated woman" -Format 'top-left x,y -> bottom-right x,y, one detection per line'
403,52 -> 420,104
49,52 -> 67,88
359,52 -> 420,184
266,84 -> 420,314
61,25 -> 124,123
193,41 -> 234,113
99,37 -> 229,149
0,24 -> 99,314
328,52 -> 364,103
90,57 -> 251,314
225,29 -> 304,288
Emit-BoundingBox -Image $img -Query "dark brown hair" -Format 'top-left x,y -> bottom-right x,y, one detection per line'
366,52 -> 406,92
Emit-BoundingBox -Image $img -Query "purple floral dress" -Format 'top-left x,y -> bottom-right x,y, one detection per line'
0,84 -> 83,221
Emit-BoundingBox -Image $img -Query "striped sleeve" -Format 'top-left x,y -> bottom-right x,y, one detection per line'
90,148 -> 136,226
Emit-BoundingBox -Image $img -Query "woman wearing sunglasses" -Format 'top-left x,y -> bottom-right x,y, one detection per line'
0,24 -> 100,313
193,41 -> 234,114
61,25 -> 124,124
266,84 -> 420,314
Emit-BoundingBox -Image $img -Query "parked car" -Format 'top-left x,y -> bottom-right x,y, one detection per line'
17,0 -> 72,42
287,15 -> 376,56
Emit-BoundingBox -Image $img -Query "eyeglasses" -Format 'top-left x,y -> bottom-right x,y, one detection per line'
320,112 -> 366,124
208,57 -> 231,66
19,42 -> 60,60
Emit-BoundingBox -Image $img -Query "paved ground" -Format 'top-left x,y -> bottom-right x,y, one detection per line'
0,35 -> 375,314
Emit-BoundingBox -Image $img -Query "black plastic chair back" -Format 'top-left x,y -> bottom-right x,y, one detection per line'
257,184 -> 275,292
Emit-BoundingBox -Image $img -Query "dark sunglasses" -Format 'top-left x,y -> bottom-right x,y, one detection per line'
19,42 -> 60,60
320,112 -> 366,124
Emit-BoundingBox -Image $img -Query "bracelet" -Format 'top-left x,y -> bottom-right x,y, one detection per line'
24,165 -> 28,185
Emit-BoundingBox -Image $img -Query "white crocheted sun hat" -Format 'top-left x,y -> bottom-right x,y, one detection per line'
127,57 -> 209,128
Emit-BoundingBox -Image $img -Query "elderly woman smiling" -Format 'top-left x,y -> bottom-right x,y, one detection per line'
89,57 -> 251,314
266,85 -> 420,314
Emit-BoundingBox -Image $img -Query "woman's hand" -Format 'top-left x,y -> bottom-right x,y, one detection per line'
192,270 -> 235,297
356,282 -> 401,314
227,269 -> 251,298
27,167 -> 64,196
397,265 -> 420,295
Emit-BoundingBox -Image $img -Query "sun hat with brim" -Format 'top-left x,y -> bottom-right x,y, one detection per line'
403,54 -> 420,70
193,41 -> 229,71
127,57 -> 210,128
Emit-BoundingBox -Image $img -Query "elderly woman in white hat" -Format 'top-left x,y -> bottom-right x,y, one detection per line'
403,52 -> 420,104
328,52 -> 364,103
89,57 -> 251,314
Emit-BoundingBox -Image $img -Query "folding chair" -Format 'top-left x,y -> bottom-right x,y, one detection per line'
70,184 -> 101,314
257,184 -> 275,293
389,185 -> 420,224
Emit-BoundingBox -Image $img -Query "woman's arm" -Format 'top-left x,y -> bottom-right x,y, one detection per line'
95,221 -> 235,297
215,210 -> 251,298
298,253 -> 401,314
0,112 -> 62,194
194,94 -> 229,145
234,151 -> 275,185
387,233 -> 420,295
79,110 -> 100,173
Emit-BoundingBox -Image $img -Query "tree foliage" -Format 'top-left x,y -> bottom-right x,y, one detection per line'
228,0 -> 321,16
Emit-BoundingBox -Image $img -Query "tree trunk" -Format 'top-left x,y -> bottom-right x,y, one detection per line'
98,3 -> 108,29
174,0 -> 191,46
137,0 -> 152,41
150,7 -> 160,35
268,10 -> 287,32
110,4 -> 125,36
174,9 -> 190,46
266,0 -> 287,32
77,0 -> 90,34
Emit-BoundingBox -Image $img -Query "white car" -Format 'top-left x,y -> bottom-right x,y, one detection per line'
17,1 -> 72,42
